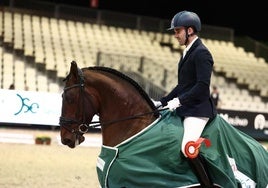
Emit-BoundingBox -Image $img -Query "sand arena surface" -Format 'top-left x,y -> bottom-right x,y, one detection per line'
0,128 -> 101,188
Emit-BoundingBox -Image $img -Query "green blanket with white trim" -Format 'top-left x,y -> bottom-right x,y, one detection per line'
96,110 -> 268,188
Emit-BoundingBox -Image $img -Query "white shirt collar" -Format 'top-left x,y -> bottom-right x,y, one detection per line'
183,36 -> 198,58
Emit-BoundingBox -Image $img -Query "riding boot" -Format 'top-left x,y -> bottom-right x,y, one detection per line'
187,155 -> 214,188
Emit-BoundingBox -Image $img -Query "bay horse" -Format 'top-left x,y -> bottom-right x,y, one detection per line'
59,61 -> 268,188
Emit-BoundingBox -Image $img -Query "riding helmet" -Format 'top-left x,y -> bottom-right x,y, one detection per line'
168,10 -> 201,32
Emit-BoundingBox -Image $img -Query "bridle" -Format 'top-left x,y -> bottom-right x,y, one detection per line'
59,67 -> 99,137
59,70 -> 166,138
59,82 -> 98,136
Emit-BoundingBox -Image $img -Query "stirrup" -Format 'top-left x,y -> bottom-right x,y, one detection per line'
185,138 -> 211,159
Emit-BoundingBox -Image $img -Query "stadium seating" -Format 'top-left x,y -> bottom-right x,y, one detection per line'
0,9 -> 267,112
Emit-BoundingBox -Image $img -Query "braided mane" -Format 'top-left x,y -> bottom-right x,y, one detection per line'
86,66 -> 158,114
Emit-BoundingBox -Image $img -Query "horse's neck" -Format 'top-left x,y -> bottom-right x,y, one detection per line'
99,87 -> 157,147
88,71 -> 157,146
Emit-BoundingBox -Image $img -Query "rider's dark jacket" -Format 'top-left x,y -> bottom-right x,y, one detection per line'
160,38 -> 217,118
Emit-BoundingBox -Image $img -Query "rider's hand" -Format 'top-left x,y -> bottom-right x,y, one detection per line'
151,99 -> 162,108
166,98 -> 181,111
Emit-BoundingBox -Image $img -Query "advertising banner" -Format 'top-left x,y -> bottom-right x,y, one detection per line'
218,109 -> 268,140
0,89 -> 62,126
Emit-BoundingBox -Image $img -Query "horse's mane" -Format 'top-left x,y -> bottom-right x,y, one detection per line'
86,66 -> 159,115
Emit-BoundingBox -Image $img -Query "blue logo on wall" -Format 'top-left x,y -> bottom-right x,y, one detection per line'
14,94 -> 39,115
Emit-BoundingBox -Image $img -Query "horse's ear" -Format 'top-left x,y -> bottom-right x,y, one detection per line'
70,61 -> 77,71
63,61 -> 79,82
70,61 -> 79,78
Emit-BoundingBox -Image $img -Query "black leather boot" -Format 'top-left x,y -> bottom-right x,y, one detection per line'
187,155 -> 214,188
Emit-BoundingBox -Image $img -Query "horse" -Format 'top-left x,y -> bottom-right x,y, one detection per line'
59,61 -> 268,188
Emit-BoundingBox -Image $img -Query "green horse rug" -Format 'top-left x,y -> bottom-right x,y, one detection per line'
96,110 -> 268,188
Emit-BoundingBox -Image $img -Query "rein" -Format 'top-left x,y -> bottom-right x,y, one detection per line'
84,107 -> 167,128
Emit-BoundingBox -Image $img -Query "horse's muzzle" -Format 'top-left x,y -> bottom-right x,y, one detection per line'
61,134 -> 85,148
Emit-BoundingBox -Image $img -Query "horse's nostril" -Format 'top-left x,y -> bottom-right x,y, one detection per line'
62,138 -> 71,145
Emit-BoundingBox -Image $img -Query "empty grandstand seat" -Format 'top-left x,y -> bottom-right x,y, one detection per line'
3,11 -> 12,45
13,13 -> 23,51
0,9 -> 267,113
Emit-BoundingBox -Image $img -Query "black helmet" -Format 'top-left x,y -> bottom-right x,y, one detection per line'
168,10 -> 201,32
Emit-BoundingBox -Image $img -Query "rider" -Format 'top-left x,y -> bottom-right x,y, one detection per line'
154,10 -> 217,187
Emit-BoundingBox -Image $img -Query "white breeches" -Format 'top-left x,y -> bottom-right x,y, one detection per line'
181,116 -> 209,157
